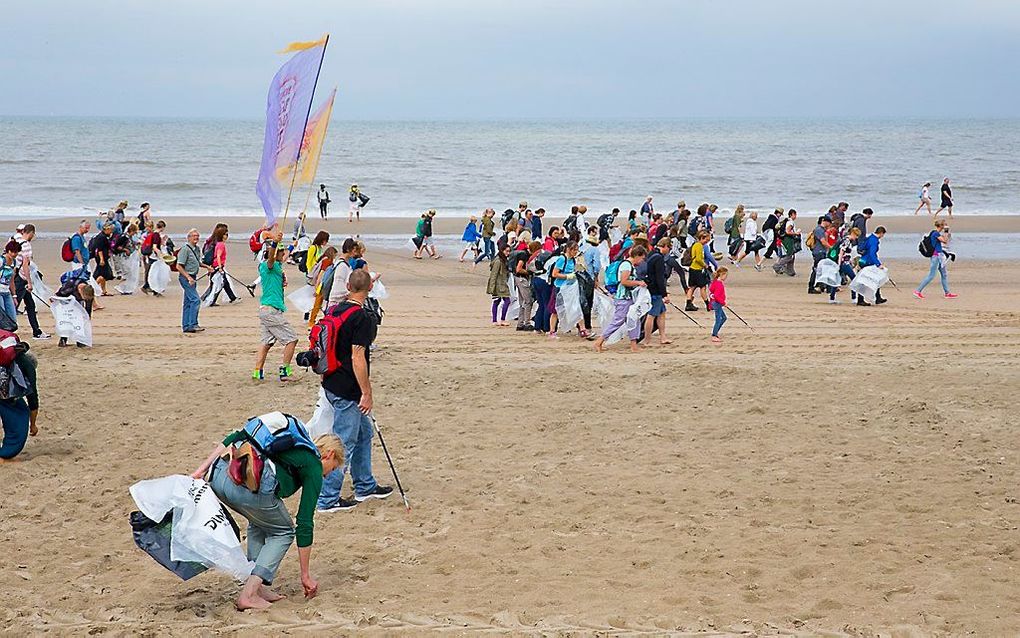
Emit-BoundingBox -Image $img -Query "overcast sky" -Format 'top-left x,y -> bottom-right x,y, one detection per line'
3,0 -> 1019,119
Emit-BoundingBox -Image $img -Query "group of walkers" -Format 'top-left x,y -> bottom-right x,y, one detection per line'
316,183 -> 370,223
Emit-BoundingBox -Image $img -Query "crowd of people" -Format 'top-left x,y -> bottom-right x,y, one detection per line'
467,196 -> 960,349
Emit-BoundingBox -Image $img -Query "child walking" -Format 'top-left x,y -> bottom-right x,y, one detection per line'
486,244 -> 512,326
459,215 -> 482,262
709,267 -> 728,343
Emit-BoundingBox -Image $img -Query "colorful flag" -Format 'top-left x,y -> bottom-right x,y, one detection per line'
256,36 -> 328,225
292,88 -> 336,186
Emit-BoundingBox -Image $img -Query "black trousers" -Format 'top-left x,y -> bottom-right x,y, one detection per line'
14,274 -> 40,336
319,200 -> 328,218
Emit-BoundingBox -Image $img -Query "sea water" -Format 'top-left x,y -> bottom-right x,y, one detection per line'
2,117 -> 1019,220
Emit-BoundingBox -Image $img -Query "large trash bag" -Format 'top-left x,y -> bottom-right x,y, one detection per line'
115,251 -> 142,295
849,265 -> 889,304
147,258 -> 171,294
505,274 -> 520,321
130,510 -> 209,581
306,386 -> 335,438
606,288 -> 652,346
368,273 -> 389,300
597,242 -> 610,271
129,475 -> 255,582
554,282 -> 583,333
201,271 -> 225,307
50,296 -> 92,347
287,284 -> 316,314
593,290 -> 614,329
814,259 -> 841,288
29,265 -> 54,300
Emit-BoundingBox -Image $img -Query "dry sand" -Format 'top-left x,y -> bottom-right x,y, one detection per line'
1,238 -> 1019,636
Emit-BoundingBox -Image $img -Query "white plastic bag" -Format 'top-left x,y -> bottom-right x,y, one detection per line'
115,251 -> 142,295
850,265 -> 889,304
554,282 -> 583,333
593,290 -> 614,329
287,284 -> 316,314
129,475 -> 254,582
306,386 -> 335,438
30,265 -> 54,300
50,296 -> 93,347
368,272 -> 388,300
505,274 -> 520,321
201,271 -> 225,307
148,258 -> 171,294
625,287 -> 652,334
814,259 -> 841,288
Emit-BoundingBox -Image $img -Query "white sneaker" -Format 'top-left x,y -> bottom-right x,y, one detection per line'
32,332 -> 51,340
828,299 -> 840,305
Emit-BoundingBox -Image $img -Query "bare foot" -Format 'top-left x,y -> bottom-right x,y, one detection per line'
29,424 -> 38,437
659,339 -> 673,345
236,594 -> 271,611
0,457 -> 21,464
258,585 -> 285,603
593,340 -> 605,353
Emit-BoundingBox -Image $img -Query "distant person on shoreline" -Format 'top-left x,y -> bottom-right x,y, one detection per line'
317,184 -> 330,220
914,182 -> 933,215
934,178 -> 954,217
136,202 -> 151,229
348,183 -> 369,223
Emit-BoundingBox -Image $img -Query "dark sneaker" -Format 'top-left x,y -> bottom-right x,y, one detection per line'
317,497 -> 359,513
516,324 -> 535,332
875,297 -> 888,305
685,301 -> 698,311
355,485 -> 394,502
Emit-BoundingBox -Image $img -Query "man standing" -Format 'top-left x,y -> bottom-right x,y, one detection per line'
317,184 -> 330,220
643,238 -> 672,345
176,228 -> 210,333
91,222 -> 115,297
70,220 -> 91,266
316,269 -> 393,512
850,208 -> 873,238
13,224 -> 48,340
762,208 -> 782,260
772,210 -> 801,277
807,215 -> 833,294
934,178 -> 953,217
253,229 -> 299,381
832,201 -> 849,227
511,241 -> 537,332
641,196 -> 654,225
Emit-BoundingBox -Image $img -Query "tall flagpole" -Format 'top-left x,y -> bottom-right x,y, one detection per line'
298,90 -> 337,220
280,34 -> 329,226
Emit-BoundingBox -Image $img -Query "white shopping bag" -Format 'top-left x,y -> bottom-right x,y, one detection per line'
814,259 -> 841,288
147,258 -> 172,294
50,296 -> 93,347
850,265 -> 889,304
129,475 -> 254,582
554,282 -> 583,333
592,290 -> 614,329
115,251 -> 142,295
287,285 -> 316,314
368,272 -> 389,300
306,386 -> 335,438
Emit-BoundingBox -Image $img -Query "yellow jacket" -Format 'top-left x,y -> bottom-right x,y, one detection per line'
690,241 -> 706,271
305,244 -> 321,273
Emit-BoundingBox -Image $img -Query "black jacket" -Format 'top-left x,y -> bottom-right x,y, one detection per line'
644,251 -> 667,296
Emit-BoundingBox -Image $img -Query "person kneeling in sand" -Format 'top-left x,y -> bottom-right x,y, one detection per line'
190,418 -> 344,610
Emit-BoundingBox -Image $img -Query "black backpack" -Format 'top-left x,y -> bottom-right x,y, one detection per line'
918,234 -> 935,258
202,243 -> 216,267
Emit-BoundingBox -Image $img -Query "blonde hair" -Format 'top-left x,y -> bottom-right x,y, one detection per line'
734,204 -> 745,216
314,434 -> 345,459
934,219 -> 947,229
714,267 -> 729,280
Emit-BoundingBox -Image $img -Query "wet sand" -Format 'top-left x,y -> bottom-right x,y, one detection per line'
1,239 -> 1019,635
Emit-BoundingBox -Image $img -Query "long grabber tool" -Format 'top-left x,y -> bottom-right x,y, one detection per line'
724,305 -> 755,332
668,301 -> 703,328
369,415 -> 411,512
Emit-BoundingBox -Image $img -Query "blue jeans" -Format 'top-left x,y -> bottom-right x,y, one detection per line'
712,304 -> 727,337
0,398 -> 30,460
209,459 -> 294,585
829,263 -> 858,300
179,274 -> 200,331
474,237 -> 495,264
0,291 -> 16,328
916,255 -> 950,294
531,277 -> 551,332
317,391 -> 378,507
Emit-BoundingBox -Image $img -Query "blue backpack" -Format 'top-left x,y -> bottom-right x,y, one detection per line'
604,259 -> 630,295
242,413 -> 319,459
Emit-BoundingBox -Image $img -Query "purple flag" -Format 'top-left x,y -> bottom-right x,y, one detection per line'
256,37 -> 327,225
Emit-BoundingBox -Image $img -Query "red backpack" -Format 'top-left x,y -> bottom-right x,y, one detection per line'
608,238 -> 627,262
61,237 -> 75,262
308,304 -> 362,376
249,228 -> 268,254
0,329 -> 20,366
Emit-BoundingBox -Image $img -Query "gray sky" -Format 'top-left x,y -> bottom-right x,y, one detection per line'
3,0 -> 1019,119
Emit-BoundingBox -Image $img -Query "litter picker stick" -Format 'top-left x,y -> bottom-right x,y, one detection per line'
32,292 -> 51,308
222,270 -> 257,295
724,304 -> 755,332
668,301 -> 703,328
370,415 -> 411,512
887,278 -> 901,290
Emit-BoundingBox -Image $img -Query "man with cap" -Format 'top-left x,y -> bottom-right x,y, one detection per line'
317,184 -> 330,220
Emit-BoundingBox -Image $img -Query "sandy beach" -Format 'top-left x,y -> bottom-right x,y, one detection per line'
20,213 -> 1020,238
0,237 -> 1018,635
